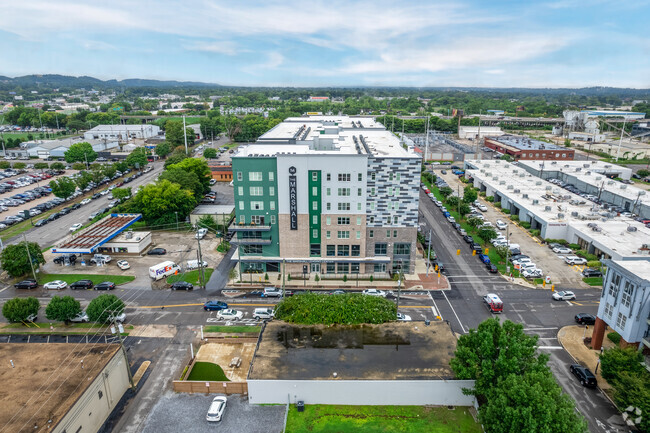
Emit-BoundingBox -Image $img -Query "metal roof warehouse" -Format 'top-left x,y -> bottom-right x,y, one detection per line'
53,214 -> 142,254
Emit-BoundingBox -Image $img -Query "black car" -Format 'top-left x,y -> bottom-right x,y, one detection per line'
70,203 -> 81,210
94,281 -> 116,290
58,207 -> 71,215
14,279 -> 38,289
487,263 -> 498,273
203,300 -> 228,311
34,219 -> 48,227
148,248 -> 167,255
431,260 -> 444,273
509,254 -> 529,263
470,243 -> 482,253
70,279 -> 94,290
570,364 -> 598,388
582,268 -> 602,278
574,313 -> 596,325
463,235 -> 474,244
91,193 -> 101,199
171,281 -> 194,291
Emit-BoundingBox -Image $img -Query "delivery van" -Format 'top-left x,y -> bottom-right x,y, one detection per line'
483,293 -> 503,313
149,261 -> 181,280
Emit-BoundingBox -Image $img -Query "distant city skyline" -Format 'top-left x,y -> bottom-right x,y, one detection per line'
1,0 -> 649,88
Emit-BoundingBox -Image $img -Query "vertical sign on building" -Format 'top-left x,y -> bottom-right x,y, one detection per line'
289,166 -> 298,230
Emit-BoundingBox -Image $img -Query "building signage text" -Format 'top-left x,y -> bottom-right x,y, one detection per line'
289,166 -> 298,230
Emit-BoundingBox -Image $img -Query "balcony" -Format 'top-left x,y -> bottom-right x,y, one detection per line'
231,238 -> 273,245
229,224 -> 271,232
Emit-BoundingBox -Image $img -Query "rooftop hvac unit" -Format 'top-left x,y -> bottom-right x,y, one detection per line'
523,193 -> 529,198
520,173 -> 525,177
571,211 -> 579,217
607,181 -> 614,185
551,161 -> 557,165
545,206 -> 552,211
587,222 -> 597,228
642,244 -> 650,249
535,181 -> 542,186
514,189 -> 520,193
575,168 -> 582,171
583,164 -> 590,168
546,186 -> 552,191
640,191 -> 646,196
480,169 -> 485,173
558,213 -> 565,219
586,171 -> 591,175
532,199 -> 539,205
507,185 -> 514,190
604,164 -> 611,168
627,226 -> 637,232
500,180 -> 506,185
620,185 -> 627,190
596,176 -> 602,180
592,225 -> 602,232
513,169 -> 518,174
564,165 -> 570,168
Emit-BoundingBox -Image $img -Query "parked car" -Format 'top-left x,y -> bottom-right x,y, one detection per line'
565,256 -> 588,266
569,364 -> 598,388
487,263 -> 498,273
217,309 -> 244,320
495,220 -> 507,230
478,254 -> 490,264
253,308 -> 274,320
70,311 -> 89,323
553,246 -> 573,255
43,280 -> 68,290
94,281 -> 116,290
14,279 -> 38,289
477,204 -> 488,212
147,247 -> 167,255
195,228 -> 208,239
552,290 -> 576,301
206,396 -> 227,422
80,198 -> 91,205
203,300 -> 228,311
362,289 -> 386,297
262,287 -> 283,297
107,312 -> 126,323
70,279 -> 94,290
582,268 -> 602,278
116,260 -> 130,270
69,223 -> 82,232
396,312 -> 412,321
170,281 -> 194,291
574,313 -> 596,325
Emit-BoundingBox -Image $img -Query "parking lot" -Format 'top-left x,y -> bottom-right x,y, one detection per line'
140,392 -> 286,433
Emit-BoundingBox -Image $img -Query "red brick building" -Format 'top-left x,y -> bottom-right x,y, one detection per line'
484,135 -> 574,160
208,161 -> 233,182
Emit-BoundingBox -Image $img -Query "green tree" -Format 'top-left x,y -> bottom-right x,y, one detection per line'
439,186 -> 453,199
495,245 -> 510,258
445,196 -> 460,208
467,216 -> 484,229
115,161 -> 129,173
2,297 -> 40,323
168,157 -> 211,193
0,241 -> 45,278
155,141 -> 171,158
500,154 -> 513,162
45,295 -> 82,323
102,164 -> 117,179
34,162 -> 49,171
164,120 -> 185,146
125,147 -> 148,169
637,169 -> 650,178
75,170 -> 93,190
64,142 -> 97,164
477,227 -> 498,242
158,168 -> 203,198
164,149 -> 188,168
197,214 -> 218,232
459,203 -> 471,217
13,162 -> 26,170
600,347 -> 645,382
0,161 -> 10,169
66,119 -> 87,132
125,179 -> 197,226
72,162 -> 86,171
203,148 -> 217,159
49,177 -> 77,200
50,162 -> 65,170
86,294 -> 125,323
463,186 -> 478,203
112,187 -> 132,202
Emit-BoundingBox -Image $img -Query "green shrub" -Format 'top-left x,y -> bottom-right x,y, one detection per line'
511,215 -> 519,222
502,209 -> 510,214
530,229 -> 541,237
494,203 -> 502,209
520,221 -> 530,228
607,332 -> 621,345
274,292 -> 397,325
586,260 -> 602,268
576,250 -> 598,261
486,196 -> 494,202
314,274 -> 320,282
342,274 -> 347,282
568,243 -> 580,250
545,238 -> 568,246
264,273 -> 269,281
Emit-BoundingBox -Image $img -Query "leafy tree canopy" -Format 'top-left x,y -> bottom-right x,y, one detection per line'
49,176 -> 77,200
155,141 -> 171,158
2,297 -> 40,323
87,294 -> 125,323
64,142 -> 97,164
158,168 -> 203,198
0,241 -> 45,278
168,157 -> 211,193
125,147 -> 148,168
125,179 -> 197,226
203,148 -> 217,159
45,295 -> 81,322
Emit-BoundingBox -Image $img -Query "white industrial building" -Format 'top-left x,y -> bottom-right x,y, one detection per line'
84,124 -> 161,141
458,126 -> 504,140
464,159 -> 650,260
21,137 -> 119,159
567,131 -> 606,142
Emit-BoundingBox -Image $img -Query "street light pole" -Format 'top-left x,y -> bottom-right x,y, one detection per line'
174,212 -> 179,231
426,230 -> 432,276
196,228 -> 206,289
22,233 -> 37,281
395,260 -> 403,319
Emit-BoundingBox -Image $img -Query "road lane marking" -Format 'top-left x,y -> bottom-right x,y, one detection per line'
428,291 -> 442,320
441,290 -> 466,334
523,327 -> 558,331
537,346 -> 563,350
135,302 -> 277,309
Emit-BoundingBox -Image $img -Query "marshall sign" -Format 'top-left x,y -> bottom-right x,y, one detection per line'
289,166 -> 298,230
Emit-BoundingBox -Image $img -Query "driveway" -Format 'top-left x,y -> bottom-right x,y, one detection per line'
140,392 -> 286,433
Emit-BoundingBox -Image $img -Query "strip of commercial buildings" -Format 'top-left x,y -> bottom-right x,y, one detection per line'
484,135 -> 575,160
231,116 -> 420,276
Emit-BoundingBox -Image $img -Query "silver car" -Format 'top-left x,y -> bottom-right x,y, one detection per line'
206,396 -> 227,422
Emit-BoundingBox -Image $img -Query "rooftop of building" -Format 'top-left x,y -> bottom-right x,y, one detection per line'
87,124 -> 160,132
235,116 -> 417,159
53,213 -> 142,254
22,137 -> 112,149
248,321 -> 456,381
191,204 -> 235,215
582,110 -> 646,117
608,259 -> 650,281
106,230 -> 150,244
0,343 -> 120,433
486,134 -> 564,151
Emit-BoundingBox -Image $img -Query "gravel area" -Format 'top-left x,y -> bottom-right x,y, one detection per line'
140,391 -> 286,433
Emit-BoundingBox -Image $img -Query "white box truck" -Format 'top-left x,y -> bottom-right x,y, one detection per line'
149,261 -> 180,280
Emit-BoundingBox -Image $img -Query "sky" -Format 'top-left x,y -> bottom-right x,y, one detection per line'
0,0 -> 649,88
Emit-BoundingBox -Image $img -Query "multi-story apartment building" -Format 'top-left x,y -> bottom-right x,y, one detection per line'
231,116 -> 420,276
592,259 -> 650,367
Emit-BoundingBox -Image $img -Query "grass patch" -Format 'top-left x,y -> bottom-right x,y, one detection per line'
204,325 -> 261,333
36,273 -> 135,286
186,361 -> 230,381
285,405 -> 482,433
166,268 -> 214,284
583,277 -> 604,286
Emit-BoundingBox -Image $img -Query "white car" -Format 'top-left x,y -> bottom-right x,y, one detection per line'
481,221 -> 493,228
99,189 -> 109,196
117,260 -> 130,270
447,216 -> 456,223
217,309 -> 244,320
70,311 -> 89,323
362,289 -> 386,297
521,268 -> 543,278
253,308 -> 274,320
206,396 -> 227,422
553,246 -> 573,254
107,312 -> 126,323
396,312 -> 412,321
69,223 -> 82,232
44,280 -> 68,290
80,198 -> 91,205
512,258 -> 532,265
195,228 -> 208,239
478,204 -> 488,212
552,291 -> 576,301
495,220 -> 507,230
565,256 -> 588,265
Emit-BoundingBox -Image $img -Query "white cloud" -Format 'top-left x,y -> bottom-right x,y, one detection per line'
81,40 -> 117,51
183,40 -> 240,55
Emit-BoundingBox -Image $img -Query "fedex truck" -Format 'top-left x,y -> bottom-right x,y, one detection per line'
149,261 -> 180,280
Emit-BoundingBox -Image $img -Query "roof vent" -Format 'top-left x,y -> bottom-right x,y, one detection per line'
558,213 -> 565,219
535,181 -> 542,186
620,184 -> 627,190
545,206 -> 552,211
595,176 -> 602,180
627,226 -> 637,232
532,199 -> 539,205
514,189 -> 520,193
507,185 -> 514,190
571,211 -> 578,217
499,180 -> 506,185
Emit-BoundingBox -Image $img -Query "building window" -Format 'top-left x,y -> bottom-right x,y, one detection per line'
393,230 -> 397,238
251,201 -> 264,210
250,217 -> 263,226
313,216 -> 318,225
356,231 -> 361,239
239,215 -> 245,223
312,187 -> 318,196
326,231 -> 331,239
338,173 -> 351,182
269,186 -> 275,196
312,229 -> 318,238
310,244 -> 321,256
338,203 -> 350,211
326,217 -> 331,225
249,186 -> 263,196
356,217 -> 361,225
357,203 -> 362,211
562,153 -> 566,158
394,243 -> 411,255
358,173 -> 363,181
326,262 -> 335,273
270,201 -> 275,210
604,302 -> 613,319
327,245 -> 335,256
238,186 -> 244,196
249,172 -> 262,181
369,216 -> 374,223
389,173 -> 393,181
386,230 -> 391,238
396,173 -> 400,181
388,187 -> 393,195
357,188 -> 362,196
369,230 -> 374,238
386,217 -> 391,224
337,262 -> 349,273
326,188 -> 331,196
370,187 -> 375,196
535,153 -> 539,157
622,281 -> 634,307
337,245 -> 350,256
337,231 -> 350,239
338,188 -> 350,196
375,243 -> 387,255
242,245 -> 263,254
374,263 -> 386,273
312,201 -> 318,210
371,172 -> 376,181
370,202 -> 375,211
237,172 -> 242,181
395,187 -> 400,196
326,202 -> 331,210
616,312 -> 627,329
270,215 -> 276,224
350,245 -> 360,257
337,217 -> 350,225
326,173 -> 331,181
312,172 -> 318,181
238,201 -> 244,210
393,216 -> 398,224
608,274 -> 621,297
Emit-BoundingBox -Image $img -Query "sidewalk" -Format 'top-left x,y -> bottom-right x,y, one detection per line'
557,325 -> 616,391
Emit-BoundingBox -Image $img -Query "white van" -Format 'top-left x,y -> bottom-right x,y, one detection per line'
186,260 -> 208,270
149,261 -> 181,280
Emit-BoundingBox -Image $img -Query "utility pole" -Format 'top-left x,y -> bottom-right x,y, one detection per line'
426,230 -> 432,276
505,222 -> 510,278
22,233 -> 37,281
112,315 -> 136,390
615,117 -> 627,162
196,228 -> 206,289
84,152 -> 89,170
174,211 -> 179,231
395,260 -> 404,319
183,115 -> 188,154
281,259 -> 286,297
425,116 -> 430,163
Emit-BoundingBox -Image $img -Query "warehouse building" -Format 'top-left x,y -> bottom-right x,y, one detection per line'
458,126 -> 504,140
484,135 -> 575,160
21,137 -> 119,159
231,116 -> 420,275
84,124 -> 161,141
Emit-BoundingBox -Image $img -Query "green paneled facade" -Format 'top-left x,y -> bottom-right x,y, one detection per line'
308,170 -> 321,257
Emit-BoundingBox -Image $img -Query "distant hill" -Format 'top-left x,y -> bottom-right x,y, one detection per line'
0,74 -> 220,90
